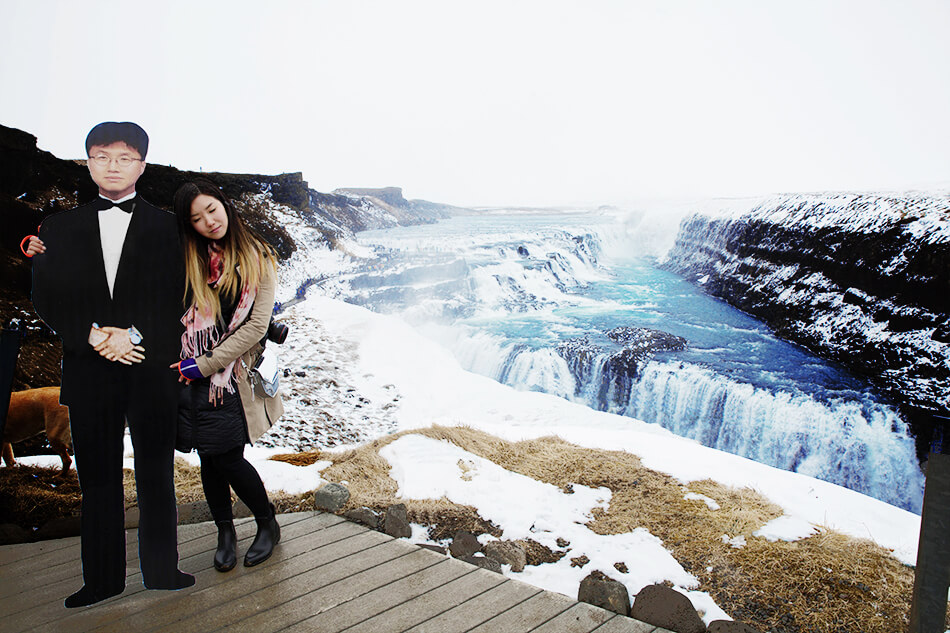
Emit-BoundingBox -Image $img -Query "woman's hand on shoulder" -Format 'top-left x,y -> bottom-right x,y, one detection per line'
21,235 -> 45,257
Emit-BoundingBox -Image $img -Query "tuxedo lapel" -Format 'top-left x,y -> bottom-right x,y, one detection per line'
77,205 -> 113,309
112,202 -> 145,309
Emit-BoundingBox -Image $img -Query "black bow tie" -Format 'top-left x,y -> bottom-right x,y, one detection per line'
94,197 -> 136,213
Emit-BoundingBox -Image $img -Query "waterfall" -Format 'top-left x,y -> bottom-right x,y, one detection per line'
625,361 -> 923,512
446,331 -> 924,511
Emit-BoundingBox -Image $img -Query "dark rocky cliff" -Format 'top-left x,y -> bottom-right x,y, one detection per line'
661,192 -> 950,431
0,123 -> 464,391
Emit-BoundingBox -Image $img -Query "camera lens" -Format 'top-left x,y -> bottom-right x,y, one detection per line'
267,320 -> 289,344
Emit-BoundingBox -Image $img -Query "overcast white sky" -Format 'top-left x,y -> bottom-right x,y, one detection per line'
1,0 -> 948,207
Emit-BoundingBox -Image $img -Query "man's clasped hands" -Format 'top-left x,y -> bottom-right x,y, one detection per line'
88,324 -> 145,365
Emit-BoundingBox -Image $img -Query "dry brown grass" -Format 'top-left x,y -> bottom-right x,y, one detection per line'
274,425 -> 942,633
0,464 -> 81,529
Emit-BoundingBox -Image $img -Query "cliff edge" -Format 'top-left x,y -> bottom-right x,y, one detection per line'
661,192 -> 950,431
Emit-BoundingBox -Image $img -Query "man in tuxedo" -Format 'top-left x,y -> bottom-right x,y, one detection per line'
31,122 -> 194,608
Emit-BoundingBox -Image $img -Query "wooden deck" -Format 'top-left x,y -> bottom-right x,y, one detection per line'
0,512 -> 671,632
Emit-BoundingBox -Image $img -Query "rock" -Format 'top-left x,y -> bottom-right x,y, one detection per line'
34,515 -> 81,540
484,540 -> 527,572
843,287 -> 868,306
556,537 -> 570,548
417,543 -> 447,555
708,620 -> 763,633
124,506 -> 140,528
630,584 -> 705,633
933,320 -> 950,344
577,571 -> 631,616
0,523 -> 30,545
570,555 -> 590,568
517,538 -> 566,565
313,483 -> 351,512
344,506 -> 379,529
556,327 -> 687,391
176,501 -> 214,524
383,503 -> 412,538
614,562 -> 629,574
449,530 -> 482,559
461,555 -> 503,574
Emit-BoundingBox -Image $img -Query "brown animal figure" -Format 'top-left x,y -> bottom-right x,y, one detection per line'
2,386 -> 72,474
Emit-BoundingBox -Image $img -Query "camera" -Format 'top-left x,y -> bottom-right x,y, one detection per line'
267,318 -> 289,344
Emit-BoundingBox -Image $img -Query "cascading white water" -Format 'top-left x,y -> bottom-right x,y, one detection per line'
625,361 -> 923,511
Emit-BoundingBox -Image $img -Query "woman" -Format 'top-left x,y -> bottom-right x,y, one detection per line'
24,178 -> 285,572
170,179 -> 284,571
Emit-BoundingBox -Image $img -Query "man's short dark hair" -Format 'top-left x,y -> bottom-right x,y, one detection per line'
85,122 -> 149,159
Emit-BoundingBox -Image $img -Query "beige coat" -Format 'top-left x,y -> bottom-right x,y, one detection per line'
194,261 -> 284,442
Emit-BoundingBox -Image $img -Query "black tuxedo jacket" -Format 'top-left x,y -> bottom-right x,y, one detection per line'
32,197 -> 185,406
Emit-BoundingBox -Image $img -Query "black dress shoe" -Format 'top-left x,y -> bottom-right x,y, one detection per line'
244,504 -> 280,567
64,583 -> 124,608
144,570 -> 195,590
214,521 -> 238,572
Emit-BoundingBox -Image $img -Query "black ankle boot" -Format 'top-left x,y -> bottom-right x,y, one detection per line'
244,504 -> 280,567
214,521 -> 237,572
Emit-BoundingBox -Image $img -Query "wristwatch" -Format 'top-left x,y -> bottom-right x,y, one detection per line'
128,325 -> 143,345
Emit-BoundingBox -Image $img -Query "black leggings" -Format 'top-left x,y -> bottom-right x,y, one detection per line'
199,446 -> 271,523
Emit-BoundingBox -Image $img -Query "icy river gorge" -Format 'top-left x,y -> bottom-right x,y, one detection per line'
332,210 -> 924,513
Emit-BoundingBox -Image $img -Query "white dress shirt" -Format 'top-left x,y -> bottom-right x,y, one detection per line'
97,193 -> 135,298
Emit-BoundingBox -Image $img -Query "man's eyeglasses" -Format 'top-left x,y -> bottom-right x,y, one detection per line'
89,154 -> 143,167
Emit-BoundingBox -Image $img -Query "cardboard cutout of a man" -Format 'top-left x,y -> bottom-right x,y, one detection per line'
31,122 -> 194,608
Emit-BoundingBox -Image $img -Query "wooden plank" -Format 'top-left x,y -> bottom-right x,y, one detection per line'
134,529 -> 399,633
27,519 -> 268,633
286,557 -> 477,633
7,513 -> 330,633
0,534 -> 127,594
343,566 -> 508,633
3,545 -> 189,624
224,545 -> 446,633
82,514 -> 360,633
402,576 -> 542,633
467,590 -> 577,632
0,535 -> 77,565
528,602 -> 615,633
0,513 -> 302,603
0,512 -> 665,633
3,517 -> 262,627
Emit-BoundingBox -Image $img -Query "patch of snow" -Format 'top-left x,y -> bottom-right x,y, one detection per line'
684,491 -> 720,511
755,515 -> 820,542
721,534 -> 747,549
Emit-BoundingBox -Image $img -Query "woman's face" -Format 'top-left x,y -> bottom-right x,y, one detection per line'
189,193 -> 229,240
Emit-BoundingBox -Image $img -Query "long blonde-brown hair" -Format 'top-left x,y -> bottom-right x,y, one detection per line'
173,179 -> 276,323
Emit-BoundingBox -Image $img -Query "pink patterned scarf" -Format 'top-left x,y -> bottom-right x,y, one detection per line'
180,243 -> 257,404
